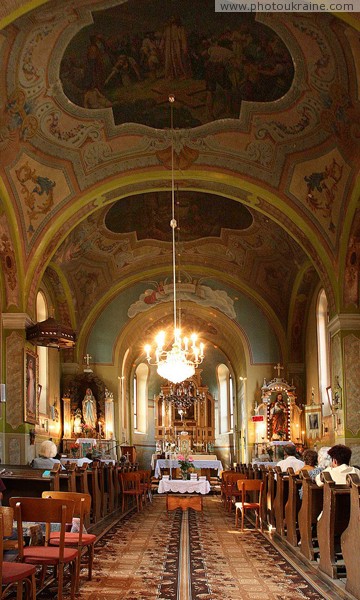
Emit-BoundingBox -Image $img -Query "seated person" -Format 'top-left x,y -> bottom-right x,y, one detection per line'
306,446 -> 331,480
276,443 -> 305,473
315,444 -> 360,486
32,440 -> 63,470
295,448 -> 317,474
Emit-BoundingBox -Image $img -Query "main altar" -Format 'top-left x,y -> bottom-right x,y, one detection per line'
154,372 -> 215,454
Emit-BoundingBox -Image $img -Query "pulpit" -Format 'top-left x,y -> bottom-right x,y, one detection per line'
120,445 -> 137,463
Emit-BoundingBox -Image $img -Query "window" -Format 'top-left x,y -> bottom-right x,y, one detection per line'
36,291 -> 48,416
133,363 -> 148,433
317,289 -> 331,417
218,364 -> 233,434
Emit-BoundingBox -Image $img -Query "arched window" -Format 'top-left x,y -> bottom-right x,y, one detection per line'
317,289 -> 331,416
36,291 -> 48,416
218,364 -> 233,434
133,363 -> 148,434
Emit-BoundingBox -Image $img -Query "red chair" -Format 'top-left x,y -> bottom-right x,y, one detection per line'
0,506 -> 36,600
120,472 -> 142,512
235,479 -> 264,531
42,491 -> 96,592
10,497 -> 78,600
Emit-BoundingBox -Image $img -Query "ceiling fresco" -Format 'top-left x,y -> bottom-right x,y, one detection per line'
0,0 -> 359,361
60,0 -> 294,127
104,192 -> 253,240
52,195 -> 308,327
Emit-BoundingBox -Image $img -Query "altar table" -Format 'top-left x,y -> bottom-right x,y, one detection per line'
154,459 -> 223,479
158,479 -> 211,494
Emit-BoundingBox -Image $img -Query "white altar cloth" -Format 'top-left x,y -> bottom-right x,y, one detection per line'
158,479 -> 210,494
154,459 -> 223,479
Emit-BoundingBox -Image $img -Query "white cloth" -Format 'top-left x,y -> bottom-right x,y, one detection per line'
158,479 -> 210,494
315,463 -> 360,486
276,456 -> 305,472
154,459 -> 223,479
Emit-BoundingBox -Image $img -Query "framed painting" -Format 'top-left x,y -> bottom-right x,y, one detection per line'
24,349 -> 39,424
305,404 -> 322,438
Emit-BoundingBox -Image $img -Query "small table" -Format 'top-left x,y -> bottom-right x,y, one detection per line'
158,479 -> 210,494
158,479 -> 210,514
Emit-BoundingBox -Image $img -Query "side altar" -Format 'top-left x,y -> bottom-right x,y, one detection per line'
61,371 -> 117,459
252,365 -> 304,461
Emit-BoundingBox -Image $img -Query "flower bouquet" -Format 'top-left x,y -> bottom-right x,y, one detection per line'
69,442 -> 79,457
177,454 -> 194,479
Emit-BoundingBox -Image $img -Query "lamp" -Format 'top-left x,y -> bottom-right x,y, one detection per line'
160,380 -> 206,415
144,95 -> 204,384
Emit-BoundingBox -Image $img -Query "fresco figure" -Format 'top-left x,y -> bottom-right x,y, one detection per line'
161,16 -> 191,80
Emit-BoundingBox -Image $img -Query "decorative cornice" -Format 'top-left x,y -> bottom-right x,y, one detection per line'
2,313 -> 33,329
328,314 -> 360,336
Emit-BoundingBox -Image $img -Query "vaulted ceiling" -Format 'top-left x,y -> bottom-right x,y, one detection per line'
0,1 -> 359,374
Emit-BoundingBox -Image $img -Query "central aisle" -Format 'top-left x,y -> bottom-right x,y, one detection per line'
75,496 -> 333,600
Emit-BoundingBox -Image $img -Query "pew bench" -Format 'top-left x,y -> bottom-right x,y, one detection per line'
284,468 -> 302,547
298,470 -> 323,561
317,471 -> 350,578
341,473 -> 360,599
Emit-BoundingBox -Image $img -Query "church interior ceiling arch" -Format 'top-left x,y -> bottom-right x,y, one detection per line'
0,0 -> 359,378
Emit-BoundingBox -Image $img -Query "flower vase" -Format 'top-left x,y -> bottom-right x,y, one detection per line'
181,471 -> 188,480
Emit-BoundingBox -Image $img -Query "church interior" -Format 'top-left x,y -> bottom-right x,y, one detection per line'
0,1 -> 360,599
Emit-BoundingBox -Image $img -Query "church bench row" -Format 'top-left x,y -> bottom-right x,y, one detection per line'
248,464 -> 360,600
0,461 -> 123,527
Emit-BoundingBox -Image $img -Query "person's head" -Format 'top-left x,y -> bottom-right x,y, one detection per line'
283,443 -> 296,457
276,393 -> 283,401
303,449 -> 318,467
328,444 -> 352,466
39,440 -> 57,459
317,446 -> 331,469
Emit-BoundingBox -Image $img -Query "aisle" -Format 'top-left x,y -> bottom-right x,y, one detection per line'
75,496 -> 335,600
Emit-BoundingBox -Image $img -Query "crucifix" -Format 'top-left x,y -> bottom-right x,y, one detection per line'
83,354 -> 93,373
274,363 -> 284,377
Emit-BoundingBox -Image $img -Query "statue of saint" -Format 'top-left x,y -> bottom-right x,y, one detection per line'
73,408 -> 83,434
82,387 -> 97,429
269,393 -> 287,439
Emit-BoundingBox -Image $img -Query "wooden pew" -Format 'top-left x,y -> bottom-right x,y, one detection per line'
266,467 -> 277,528
284,468 -> 302,547
298,470 -> 323,561
87,462 -> 101,523
0,464 -> 61,504
60,462 -> 77,491
317,471 -> 350,578
273,466 -> 289,537
341,473 -> 360,599
258,465 -> 269,527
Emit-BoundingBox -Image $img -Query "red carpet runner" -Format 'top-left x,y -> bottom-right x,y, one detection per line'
73,496 -> 329,600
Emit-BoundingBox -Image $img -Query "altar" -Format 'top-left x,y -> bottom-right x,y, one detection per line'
154,458 -> 223,479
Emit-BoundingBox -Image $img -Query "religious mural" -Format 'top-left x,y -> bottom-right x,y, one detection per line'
105,192 -> 253,240
60,0 -> 294,127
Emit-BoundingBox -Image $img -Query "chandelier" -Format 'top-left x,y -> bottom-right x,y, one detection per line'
160,380 -> 206,414
144,95 -> 204,384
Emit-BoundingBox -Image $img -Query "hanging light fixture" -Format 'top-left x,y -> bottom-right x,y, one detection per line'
144,95 -> 204,384
160,380 -> 206,414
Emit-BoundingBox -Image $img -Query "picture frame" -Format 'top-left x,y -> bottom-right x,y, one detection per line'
305,404 -> 322,438
24,349 -> 39,424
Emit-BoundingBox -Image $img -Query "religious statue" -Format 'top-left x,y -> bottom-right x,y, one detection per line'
269,393 -> 287,439
73,408 -> 83,434
82,387 -> 97,429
